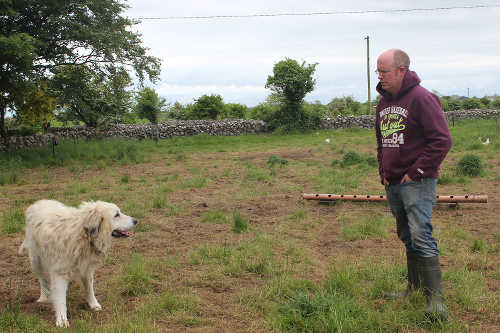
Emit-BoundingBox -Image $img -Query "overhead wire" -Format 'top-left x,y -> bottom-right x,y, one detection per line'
134,4 -> 500,21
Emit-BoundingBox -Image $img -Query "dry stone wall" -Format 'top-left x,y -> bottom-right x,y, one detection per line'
2,109 -> 499,151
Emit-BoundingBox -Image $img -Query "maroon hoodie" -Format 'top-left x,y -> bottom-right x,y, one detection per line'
375,70 -> 452,184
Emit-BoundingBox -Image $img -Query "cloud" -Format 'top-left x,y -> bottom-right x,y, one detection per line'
127,1 -> 500,105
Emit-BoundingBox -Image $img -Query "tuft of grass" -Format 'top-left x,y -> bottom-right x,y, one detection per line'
177,176 -> 207,189
120,174 -> 130,184
139,289 -> 198,319
267,155 -> 288,167
124,201 -> 147,219
2,209 -> 24,234
117,254 -> 154,297
471,238 -> 487,253
445,268 -> 486,311
437,173 -> 457,185
340,214 -> 391,241
232,210 -> 248,233
0,171 -> 20,186
201,210 -> 229,224
0,280 -> 48,332
287,210 -> 308,221
244,165 -> 271,182
340,151 -> 363,167
152,195 -> 167,209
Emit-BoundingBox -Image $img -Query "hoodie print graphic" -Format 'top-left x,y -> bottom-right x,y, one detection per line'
379,106 -> 408,148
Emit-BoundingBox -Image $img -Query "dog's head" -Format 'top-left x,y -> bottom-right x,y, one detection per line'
80,201 -> 138,253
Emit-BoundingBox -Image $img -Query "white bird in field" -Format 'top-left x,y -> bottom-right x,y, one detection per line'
479,137 -> 490,145
325,138 -> 330,143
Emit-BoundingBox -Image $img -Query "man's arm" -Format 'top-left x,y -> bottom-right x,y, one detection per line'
407,94 -> 452,181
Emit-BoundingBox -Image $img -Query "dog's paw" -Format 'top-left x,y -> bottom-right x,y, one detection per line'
89,303 -> 102,311
55,318 -> 69,327
36,296 -> 50,303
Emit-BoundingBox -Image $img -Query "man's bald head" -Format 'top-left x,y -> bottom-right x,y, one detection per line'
379,49 -> 410,69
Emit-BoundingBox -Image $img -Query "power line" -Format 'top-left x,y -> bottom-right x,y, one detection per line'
135,4 -> 500,21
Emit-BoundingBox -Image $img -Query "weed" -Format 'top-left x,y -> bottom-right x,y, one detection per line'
232,210 -> 248,233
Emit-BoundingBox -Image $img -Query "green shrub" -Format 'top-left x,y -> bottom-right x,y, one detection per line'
232,210 -> 248,233
456,154 -> 483,177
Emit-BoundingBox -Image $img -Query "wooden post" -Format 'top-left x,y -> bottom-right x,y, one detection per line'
302,193 -> 488,203
365,36 -> 371,115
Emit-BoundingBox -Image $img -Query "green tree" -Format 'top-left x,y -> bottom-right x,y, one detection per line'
220,103 -> 247,119
134,87 -> 166,124
265,58 -> 318,131
14,80 -> 56,132
167,102 -> 193,120
51,65 -> 132,127
479,96 -> 491,108
492,96 -> 500,109
0,0 -> 161,145
440,95 -> 462,111
327,96 -> 362,115
462,97 -> 481,110
192,94 -> 224,120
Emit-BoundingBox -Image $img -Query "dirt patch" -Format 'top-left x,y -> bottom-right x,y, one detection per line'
1,137 -> 499,332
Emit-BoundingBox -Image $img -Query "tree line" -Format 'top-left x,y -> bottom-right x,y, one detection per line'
2,1 -> 500,144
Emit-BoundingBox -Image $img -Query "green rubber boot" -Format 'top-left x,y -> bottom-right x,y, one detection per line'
385,252 -> 420,299
418,255 -> 448,322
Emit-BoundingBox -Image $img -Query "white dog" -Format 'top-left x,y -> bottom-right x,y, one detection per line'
18,200 -> 137,327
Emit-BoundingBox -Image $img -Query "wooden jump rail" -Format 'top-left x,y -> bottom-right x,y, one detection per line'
302,193 -> 488,203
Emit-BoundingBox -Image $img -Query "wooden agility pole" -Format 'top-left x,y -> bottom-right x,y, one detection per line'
302,193 -> 488,203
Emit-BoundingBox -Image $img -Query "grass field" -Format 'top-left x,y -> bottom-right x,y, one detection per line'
0,118 -> 499,332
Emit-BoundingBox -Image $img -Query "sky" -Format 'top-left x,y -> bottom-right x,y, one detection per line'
124,0 -> 500,107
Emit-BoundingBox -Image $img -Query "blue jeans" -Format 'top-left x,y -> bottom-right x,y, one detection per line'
385,178 -> 439,258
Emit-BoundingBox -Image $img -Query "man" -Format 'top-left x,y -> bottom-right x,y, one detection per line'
375,49 -> 452,321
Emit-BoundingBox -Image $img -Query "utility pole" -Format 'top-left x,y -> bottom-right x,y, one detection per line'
365,36 -> 371,114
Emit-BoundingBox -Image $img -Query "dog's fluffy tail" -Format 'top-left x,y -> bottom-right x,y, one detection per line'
18,239 -> 27,255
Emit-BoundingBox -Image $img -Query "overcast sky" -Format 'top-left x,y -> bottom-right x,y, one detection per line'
124,0 -> 500,107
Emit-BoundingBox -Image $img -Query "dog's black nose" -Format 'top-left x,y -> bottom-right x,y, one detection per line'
132,218 -> 138,225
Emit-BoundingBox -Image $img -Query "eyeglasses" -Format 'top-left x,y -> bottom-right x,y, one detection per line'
375,67 -> 406,75
375,68 -> 395,75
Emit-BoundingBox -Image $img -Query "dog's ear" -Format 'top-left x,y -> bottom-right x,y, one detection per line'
84,217 -> 103,239
82,203 -> 112,253
82,204 -> 103,238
